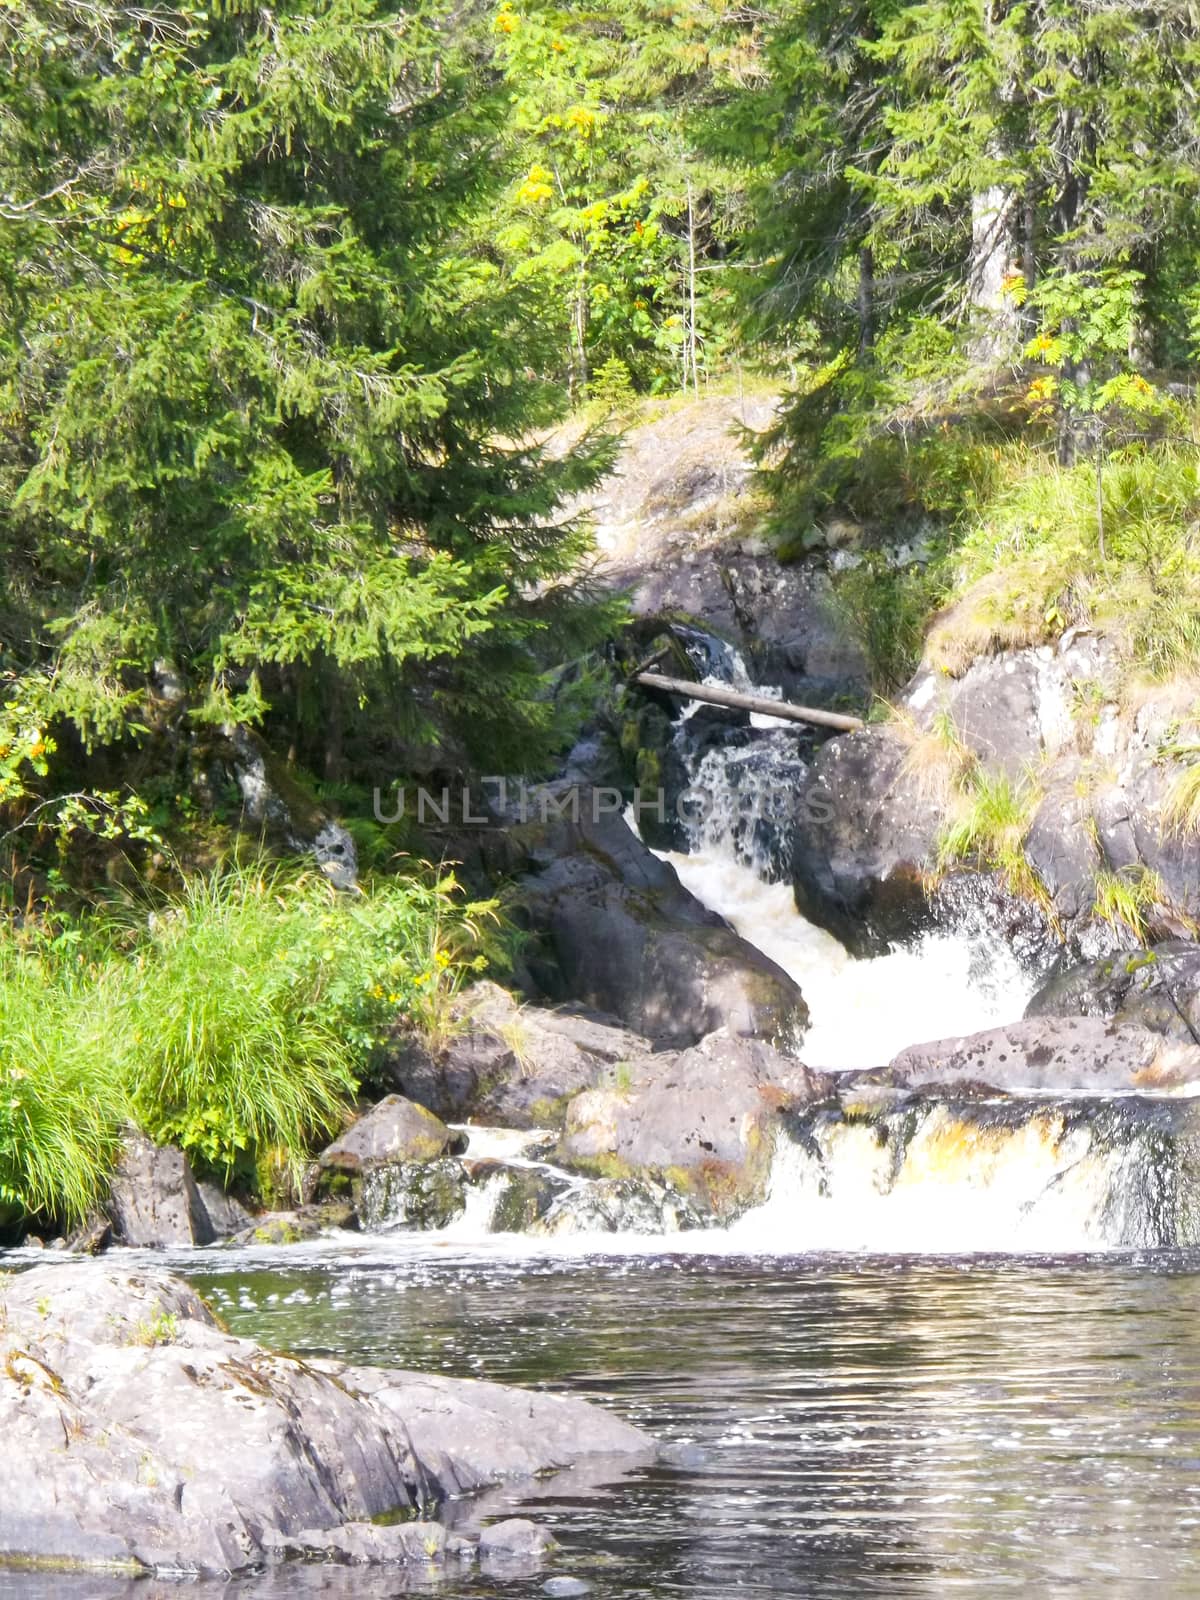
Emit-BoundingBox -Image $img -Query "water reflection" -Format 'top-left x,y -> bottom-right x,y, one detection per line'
5,1246 -> 1200,1597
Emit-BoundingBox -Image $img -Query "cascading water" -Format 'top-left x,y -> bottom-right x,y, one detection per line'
648,631 -> 1039,1069
351,635 -> 1200,1256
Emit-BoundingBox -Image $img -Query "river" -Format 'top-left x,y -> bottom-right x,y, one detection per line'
7,1239 -> 1200,1599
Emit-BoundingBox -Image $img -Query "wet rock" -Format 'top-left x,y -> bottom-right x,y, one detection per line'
348,1364 -> 655,1499
195,1182 -> 254,1240
227,1201 -> 355,1247
487,1165 -> 572,1233
478,1518 -> 557,1560
516,796 -> 808,1047
355,1158 -> 467,1231
0,1264 -> 653,1575
855,1016 -> 1200,1098
1027,942 -> 1200,1044
791,727 -> 937,956
318,1095 -> 454,1172
560,1031 -> 834,1220
106,1132 -> 214,1248
533,1175 -> 702,1236
266,1521 -> 472,1566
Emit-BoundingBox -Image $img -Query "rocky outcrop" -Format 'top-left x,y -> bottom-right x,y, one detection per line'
902,636 -> 1200,939
559,1030 -> 834,1220
847,1016 -> 1200,1101
512,795 -> 809,1047
106,1132 -> 214,1248
0,1263 -> 653,1576
1027,942 -> 1200,1044
579,393 -> 868,705
389,982 -> 657,1128
318,1095 -> 455,1171
790,726 -> 937,954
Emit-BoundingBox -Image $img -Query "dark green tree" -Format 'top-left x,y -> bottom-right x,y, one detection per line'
0,0 -> 617,825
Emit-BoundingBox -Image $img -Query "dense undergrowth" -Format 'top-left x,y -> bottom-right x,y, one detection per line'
820,413 -> 1200,710
0,865 -> 498,1232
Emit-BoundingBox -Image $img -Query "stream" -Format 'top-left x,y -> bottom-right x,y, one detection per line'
8,1240 -> 1200,1599
6,639 -> 1199,1595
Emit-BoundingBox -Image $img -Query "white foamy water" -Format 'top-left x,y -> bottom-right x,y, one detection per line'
655,843 -> 1036,1070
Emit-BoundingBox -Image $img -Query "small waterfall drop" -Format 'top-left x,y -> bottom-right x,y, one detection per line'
648,633 -> 1037,1069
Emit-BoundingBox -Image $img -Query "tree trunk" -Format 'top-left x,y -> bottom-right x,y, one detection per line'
968,184 -> 1018,361
857,246 -> 875,358
634,671 -> 865,733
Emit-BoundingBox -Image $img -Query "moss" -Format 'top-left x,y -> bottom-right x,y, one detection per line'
558,1151 -> 635,1182
528,1093 -> 574,1129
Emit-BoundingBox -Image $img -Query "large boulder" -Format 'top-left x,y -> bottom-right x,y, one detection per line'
318,1095 -> 454,1172
516,795 -> 809,1047
560,1030 -> 834,1219
849,1016 -> 1200,1100
791,727 -> 937,954
0,1264 -> 654,1576
388,982 -> 657,1128
1027,942 -> 1200,1044
106,1133 -> 214,1248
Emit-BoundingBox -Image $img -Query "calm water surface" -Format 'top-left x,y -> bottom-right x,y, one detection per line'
5,1242 -> 1200,1599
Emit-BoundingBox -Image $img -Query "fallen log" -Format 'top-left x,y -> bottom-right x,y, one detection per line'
633,670 -> 865,733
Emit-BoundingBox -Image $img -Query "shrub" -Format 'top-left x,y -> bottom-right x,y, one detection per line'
119,865 -> 497,1180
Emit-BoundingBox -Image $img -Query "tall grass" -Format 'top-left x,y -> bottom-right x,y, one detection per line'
0,948 -> 128,1225
928,440 -> 1200,681
0,862 -> 499,1222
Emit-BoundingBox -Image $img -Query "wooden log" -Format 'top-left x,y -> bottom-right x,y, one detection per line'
633,671 -> 865,733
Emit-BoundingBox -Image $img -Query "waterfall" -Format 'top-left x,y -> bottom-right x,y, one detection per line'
729,1098 -> 1200,1254
650,634 -> 1037,1069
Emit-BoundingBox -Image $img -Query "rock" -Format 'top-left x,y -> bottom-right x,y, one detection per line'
486,1164 -> 573,1232
791,727 -> 937,955
318,1095 -> 454,1171
227,1201 -> 356,1247
478,1518 -> 557,1560
560,1031 -> 835,1221
355,1158 -> 467,1231
195,1182 -> 254,1240
0,1263 -> 654,1575
516,796 -> 808,1047
62,1213 -> 113,1254
266,1521 -> 472,1566
853,1017 -> 1200,1099
544,1579 -> 593,1598
577,392 -> 868,704
195,725 -> 359,887
348,1364 -> 655,1499
106,1132 -> 214,1248
533,1174 -> 703,1235
389,982 -> 657,1128
1027,942 -> 1200,1044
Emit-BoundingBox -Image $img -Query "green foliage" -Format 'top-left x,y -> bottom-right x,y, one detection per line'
1163,748 -> 1200,838
1092,866 -> 1165,946
830,551 -> 949,695
927,437 -> 1200,682
120,864 -> 494,1178
0,860 -> 499,1218
0,948 -> 129,1225
0,0 -> 622,844
489,0 -> 752,393
936,765 -> 1046,905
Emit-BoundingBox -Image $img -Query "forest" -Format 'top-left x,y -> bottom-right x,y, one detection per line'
4,0 -> 1200,1232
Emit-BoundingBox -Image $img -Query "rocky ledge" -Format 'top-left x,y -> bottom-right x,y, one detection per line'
0,1263 -> 653,1576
